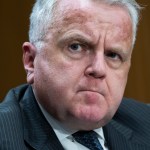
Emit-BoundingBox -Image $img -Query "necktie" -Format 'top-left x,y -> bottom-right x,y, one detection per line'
72,130 -> 104,150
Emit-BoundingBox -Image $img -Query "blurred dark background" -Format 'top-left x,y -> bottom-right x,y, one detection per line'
0,0 -> 150,103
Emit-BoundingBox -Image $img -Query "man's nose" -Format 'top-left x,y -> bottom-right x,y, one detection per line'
85,52 -> 106,79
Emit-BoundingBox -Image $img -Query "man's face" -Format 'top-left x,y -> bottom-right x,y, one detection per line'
27,0 -> 133,130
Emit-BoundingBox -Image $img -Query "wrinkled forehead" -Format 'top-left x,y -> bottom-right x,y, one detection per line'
54,0 -> 131,25
52,0 -> 132,33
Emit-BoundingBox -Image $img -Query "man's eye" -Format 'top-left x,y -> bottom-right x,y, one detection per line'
68,43 -> 83,52
105,51 -> 122,61
105,51 -> 124,69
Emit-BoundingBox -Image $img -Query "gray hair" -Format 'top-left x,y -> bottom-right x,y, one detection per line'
29,0 -> 141,50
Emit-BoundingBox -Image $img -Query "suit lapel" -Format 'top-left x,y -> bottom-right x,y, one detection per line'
20,85 -> 64,150
103,119 -> 133,150
104,119 -> 150,150
103,99 -> 150,150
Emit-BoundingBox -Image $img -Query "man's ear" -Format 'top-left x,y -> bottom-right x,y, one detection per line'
22,42 -> 36,84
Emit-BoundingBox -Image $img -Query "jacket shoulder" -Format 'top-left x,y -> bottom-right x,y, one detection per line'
115,98 -> 150,126
0,84 -> 30,149
113,98 -> 150,144
0,84 -> 30,124
117,98 -> 150,120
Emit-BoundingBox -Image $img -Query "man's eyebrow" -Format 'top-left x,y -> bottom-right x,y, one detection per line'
57,32 -> 94,46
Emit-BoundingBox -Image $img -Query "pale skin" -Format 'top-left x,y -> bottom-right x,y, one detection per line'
23,0 -> 133,130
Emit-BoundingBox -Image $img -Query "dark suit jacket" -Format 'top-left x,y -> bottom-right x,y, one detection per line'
0,84 -> 150,150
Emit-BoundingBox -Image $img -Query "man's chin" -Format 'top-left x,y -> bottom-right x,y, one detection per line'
68,110 -> 111,130
68,118 -> 108,131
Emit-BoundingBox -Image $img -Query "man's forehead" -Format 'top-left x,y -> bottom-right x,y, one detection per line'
55,1 -> 130,28
56,0 -> 95,20
49,0 -> 132,43
61,10 -> 91,25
